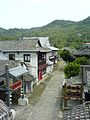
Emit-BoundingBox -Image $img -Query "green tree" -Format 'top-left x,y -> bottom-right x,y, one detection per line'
60,49 -> 74,62
64,62 -> 80,78
74,57 -> 88,65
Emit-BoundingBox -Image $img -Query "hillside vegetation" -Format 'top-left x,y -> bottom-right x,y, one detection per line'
0,16 -> 90,49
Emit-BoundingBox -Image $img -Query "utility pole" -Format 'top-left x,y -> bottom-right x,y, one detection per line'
5,64 -> 10,107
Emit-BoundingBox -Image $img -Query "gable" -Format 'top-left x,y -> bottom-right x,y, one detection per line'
23,37 -> 50,47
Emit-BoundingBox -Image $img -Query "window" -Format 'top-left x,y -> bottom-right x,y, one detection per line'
9,54 -> 15,60
24,54 -> 31,62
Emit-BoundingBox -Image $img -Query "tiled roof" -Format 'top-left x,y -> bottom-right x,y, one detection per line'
74,46 -> 90,56
37,47 -> 51,52
0,60 -> 20,76
9,66 -> 28,78
23,37 -> 50,48
0,60 -> 35,82
23,37 -> 59,51
63,101 -> 90,120
48,46 -> 59,51
0,39 -> 51,52
0,100 -> 13,119
0,39 -> 39,52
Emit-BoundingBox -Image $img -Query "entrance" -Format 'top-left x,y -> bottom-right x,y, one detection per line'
38,70 -> 42,80
85,92 -> 90,101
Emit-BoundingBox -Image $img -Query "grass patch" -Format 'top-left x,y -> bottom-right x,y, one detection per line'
29,75 -> 52,106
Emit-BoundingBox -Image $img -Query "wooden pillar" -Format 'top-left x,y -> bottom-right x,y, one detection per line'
5,64 -> 10,107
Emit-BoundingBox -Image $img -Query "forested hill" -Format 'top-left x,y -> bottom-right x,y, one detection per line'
0,16 -> 90,49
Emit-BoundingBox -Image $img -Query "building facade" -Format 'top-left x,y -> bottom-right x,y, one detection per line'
0,39 -> 52,83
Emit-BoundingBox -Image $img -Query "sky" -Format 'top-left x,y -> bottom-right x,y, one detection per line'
0,0 -> 90,29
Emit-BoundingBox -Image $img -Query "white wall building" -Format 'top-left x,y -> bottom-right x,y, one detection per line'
0,39 -> 51,83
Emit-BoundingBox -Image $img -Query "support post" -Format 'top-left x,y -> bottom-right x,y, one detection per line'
5,64 -> 10,107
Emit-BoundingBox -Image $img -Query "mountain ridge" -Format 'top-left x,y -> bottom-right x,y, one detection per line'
0,16 -> 90,48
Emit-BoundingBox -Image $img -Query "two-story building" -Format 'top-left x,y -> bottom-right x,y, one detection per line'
23,37 -> 59,63
0,38 -> 51,83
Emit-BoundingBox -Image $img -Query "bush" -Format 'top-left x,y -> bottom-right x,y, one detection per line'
64,62 -> 80,78
74,57 -> 88,65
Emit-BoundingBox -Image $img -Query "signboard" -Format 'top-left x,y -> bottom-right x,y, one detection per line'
10,80 -> 22,91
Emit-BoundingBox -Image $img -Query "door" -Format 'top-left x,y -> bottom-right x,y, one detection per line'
38,70 -> 42,80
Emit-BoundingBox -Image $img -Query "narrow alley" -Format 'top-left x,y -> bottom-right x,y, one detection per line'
15,61 -> 65,120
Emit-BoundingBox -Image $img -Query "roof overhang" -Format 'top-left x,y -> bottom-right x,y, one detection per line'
9,66 -> 28,78
48,46 -> 59,51
0,66 -> 28,78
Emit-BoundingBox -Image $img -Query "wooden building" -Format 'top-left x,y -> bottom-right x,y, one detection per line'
63,76 -> 82,107
74,43 -> 90,58
63,84 -> 82,101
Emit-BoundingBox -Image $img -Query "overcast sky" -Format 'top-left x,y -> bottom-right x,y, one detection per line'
0,0 -> 90,29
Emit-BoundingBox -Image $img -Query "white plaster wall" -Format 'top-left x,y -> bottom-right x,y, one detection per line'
3,52 -> 23,60
46,52 -> 50,61
28,53 -> 38,80
46,52 -> 53,74
0,52 -> 8,60
4,52 -> 38,81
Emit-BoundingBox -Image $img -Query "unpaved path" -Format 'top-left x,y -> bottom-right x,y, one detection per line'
15,61 -> 65,120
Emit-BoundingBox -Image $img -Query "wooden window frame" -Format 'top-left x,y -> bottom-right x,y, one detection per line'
9,54 -> 15,60
23,54 -> 31,62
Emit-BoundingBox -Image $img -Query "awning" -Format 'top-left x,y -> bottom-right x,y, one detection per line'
9,66 -> 28,78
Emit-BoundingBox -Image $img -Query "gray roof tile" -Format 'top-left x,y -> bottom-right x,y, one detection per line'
0,60 -> 20,76
63,102 -> 90,120
0,39 -> 51,52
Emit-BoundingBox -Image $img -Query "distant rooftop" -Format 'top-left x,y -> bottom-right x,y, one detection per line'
74,46 -> 90,56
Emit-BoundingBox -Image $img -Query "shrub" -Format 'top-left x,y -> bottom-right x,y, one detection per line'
74,57 -> 88,65
64,62 -> 80,78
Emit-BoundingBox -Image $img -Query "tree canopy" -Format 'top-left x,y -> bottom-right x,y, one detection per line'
60,49 -> 74,62
64,62 -> 80,78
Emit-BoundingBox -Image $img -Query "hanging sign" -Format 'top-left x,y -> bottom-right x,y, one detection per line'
10,80 -> 22,91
